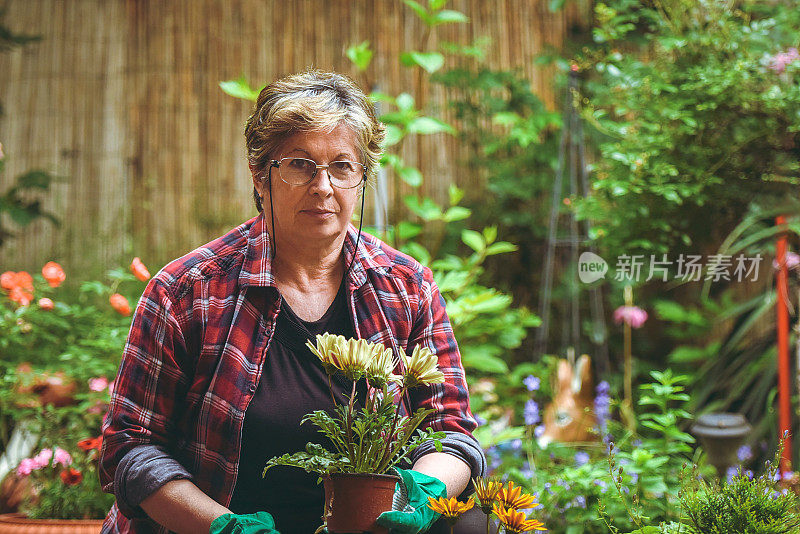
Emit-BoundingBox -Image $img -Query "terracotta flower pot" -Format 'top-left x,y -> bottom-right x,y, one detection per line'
323,473 -> 399,534
0,513 -> 103,533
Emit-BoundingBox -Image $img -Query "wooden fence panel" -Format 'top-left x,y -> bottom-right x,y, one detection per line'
0,0 -> 590,275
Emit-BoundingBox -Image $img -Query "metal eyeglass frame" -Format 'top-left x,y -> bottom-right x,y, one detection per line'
269,157 -> 366,189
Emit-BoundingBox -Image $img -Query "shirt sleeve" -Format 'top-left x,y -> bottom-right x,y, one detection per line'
99,278 -> 194,519
406,266 -> 487,481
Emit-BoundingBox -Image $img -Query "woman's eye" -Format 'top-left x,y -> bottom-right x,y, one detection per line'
331,161 -> 355,172
288,158 -> 312,170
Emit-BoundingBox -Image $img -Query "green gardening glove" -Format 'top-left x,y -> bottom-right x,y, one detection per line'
375,468 -> 447,534
209,511 -> 280,534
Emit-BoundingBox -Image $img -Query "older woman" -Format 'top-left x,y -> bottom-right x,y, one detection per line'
99,70 -> 485,534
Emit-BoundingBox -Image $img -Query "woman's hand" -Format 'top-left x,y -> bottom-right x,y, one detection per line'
375,468 -> 447,534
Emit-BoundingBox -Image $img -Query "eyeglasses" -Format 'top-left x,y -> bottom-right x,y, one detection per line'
270,157 -> 366,189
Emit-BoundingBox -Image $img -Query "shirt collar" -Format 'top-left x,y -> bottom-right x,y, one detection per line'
239,213 -> 393,289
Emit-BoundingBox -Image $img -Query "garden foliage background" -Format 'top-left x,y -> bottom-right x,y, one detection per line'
2,0 -> 800,531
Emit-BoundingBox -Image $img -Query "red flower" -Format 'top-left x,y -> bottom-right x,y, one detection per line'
0,271 -> 16,291
109,293 -> 131,316
38,297 -> 55,310
41,262 -> 66,288
77,436 -> 103,452
130,257 -> 151,282
9,286 -> 33,307
60,467 -> 83,486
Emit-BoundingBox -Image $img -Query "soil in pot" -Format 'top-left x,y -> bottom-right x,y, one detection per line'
0,513 -> 104,533
323,472 -> 399,534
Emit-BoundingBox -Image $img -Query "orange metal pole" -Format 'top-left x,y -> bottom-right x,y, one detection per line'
776,215 -> 792,473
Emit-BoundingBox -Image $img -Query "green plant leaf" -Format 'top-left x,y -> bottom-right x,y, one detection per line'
219,75 -> 260,101
400,51 -> 445,73
461,229 -> 484,252
430,9 -> 469,25
485,242 -> 517,255
346,40 -> 373,71
404,195 -> 442,221
442,206 -> 470,222
383,125 -> 404,147
402,0 -> 430,24
407,117 -> 454,135
462,352 -> 509,373
397,166 -> 423,187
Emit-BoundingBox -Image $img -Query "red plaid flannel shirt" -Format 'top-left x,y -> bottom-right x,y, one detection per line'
99,213 -> 478,533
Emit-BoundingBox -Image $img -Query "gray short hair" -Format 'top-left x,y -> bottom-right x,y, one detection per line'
244,70 -> 385,211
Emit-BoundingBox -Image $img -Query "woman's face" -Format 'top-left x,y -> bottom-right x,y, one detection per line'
254,123 -> 363,250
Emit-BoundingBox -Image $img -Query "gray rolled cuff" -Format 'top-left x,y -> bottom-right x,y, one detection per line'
114,444 -> 194,519
410,430 -> 487,496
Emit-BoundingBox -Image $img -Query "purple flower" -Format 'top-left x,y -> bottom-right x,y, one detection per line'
726,466 -> 738,482
574,451 -> 590,466
523,375 -> 541,391
53,447 -> 72,467
573,495 -> 587,508
596,380 -> 610,396
510,439 -> 522,450
534,425 -> 546,438
737,445 -> 753,463
773,251 -> 800,271
524,399 -> 540,425
630,472 -> 639,484
16,458 -> 37,477
475,414 -> 487,426
614,305 -> 648,328
768,47 -> 800,73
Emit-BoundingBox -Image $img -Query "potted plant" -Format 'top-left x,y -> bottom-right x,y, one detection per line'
263,333 -> 447,533
0,260 -> 149,531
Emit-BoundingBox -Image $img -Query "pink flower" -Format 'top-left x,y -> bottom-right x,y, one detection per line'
89,377 -> 109,392
773,251 -> 800,271
33,448 -> 53,468
614,305 -> 648,328
53,447 -> 72,467
16,458 -> 37,477
768,47 -> 800,74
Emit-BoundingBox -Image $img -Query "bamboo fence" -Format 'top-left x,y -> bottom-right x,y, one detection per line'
0,0 -> 591,275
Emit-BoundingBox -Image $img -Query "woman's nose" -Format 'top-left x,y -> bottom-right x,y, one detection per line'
308,167 -> 334,195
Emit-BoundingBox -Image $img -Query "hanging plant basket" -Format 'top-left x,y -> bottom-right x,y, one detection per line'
323,473 -> 399,534
0,513 -> 104,533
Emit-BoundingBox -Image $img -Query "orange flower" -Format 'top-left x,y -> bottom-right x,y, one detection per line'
109,293 -> 131,316
41,262 -> 66,288
0,271 -> 16,290
60,467 -> 83,486
9,286 -> 33,307
473,477 -> 503,510
38,297 -> 54,310
427,495 -> 474,518
497,481 -> 539,511
77,436 -> 103,452
130,257 -> 151,282
492,503 -> 546,532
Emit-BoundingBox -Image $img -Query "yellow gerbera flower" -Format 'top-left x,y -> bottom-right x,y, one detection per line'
306,333 -> 347,371
497,481 -> 540,511
473,477 -> 503,511
365,344 -> 402,388
399,345 -> 445,387
427,495 -> 474,517
306,334 -> 387,382
492,503 -> 547,532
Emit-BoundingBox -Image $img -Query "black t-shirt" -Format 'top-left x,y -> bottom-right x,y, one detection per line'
228,283 -> 365,533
